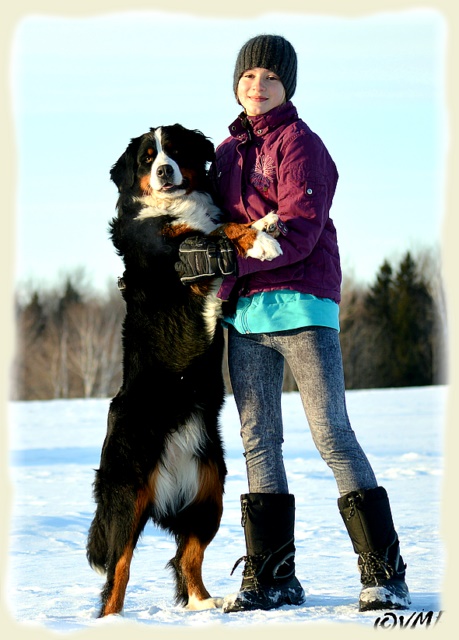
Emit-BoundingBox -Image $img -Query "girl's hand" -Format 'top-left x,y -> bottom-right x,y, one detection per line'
175,236 -> 237,284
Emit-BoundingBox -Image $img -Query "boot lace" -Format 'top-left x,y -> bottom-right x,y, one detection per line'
360,550 -> 394,583
230,553 -> 266,577
230,553 -> 269,591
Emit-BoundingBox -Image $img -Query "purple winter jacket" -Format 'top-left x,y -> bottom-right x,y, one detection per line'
211,101 -> 342,304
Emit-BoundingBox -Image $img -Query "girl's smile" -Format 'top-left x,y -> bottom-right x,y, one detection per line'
237,67 -> 286,116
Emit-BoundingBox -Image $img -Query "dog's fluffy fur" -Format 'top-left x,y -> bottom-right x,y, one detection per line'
86,124 -> 281,617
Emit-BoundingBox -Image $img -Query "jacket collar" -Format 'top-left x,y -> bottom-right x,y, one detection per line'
228,101 -> 298,141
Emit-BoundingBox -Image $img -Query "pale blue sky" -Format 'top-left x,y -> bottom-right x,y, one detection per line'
11,8 -> 447,293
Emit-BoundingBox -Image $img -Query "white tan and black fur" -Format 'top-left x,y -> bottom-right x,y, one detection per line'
86,124 -> 282,617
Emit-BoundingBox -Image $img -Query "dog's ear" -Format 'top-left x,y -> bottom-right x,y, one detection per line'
202,136 -> 216,164
191,129 -> 215,164
168,124 -> 215,165
110,136 -> 142,192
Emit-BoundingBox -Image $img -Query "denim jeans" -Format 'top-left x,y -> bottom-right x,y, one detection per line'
227,326 -> 378,496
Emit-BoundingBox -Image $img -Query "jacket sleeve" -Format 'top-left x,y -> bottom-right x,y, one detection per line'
235,129 -> 338,278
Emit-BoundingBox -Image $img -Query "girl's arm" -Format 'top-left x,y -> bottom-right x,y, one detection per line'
235,130 -> 338,277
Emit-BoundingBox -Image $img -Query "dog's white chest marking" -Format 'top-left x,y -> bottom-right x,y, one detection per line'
202,280 -> 223,340
135,191 -> 220,235
152,415 -> 206,518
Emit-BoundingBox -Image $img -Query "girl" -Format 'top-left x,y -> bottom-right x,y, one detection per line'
175,34 -> 410,614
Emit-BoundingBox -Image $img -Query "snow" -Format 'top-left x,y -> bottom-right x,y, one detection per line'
3,386 -> 449,637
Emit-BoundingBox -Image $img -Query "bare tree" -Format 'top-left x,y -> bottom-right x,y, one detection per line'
339,274 -> 376,389
415,245 -> 448,383
66,302 -> 101,398
96,292 -> 124,397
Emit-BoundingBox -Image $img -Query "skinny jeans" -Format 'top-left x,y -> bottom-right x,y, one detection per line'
227,325 -> 378,496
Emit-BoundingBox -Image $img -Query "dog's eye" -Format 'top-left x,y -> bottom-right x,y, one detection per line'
165,148 -> 179,158
145,156 -> 153,164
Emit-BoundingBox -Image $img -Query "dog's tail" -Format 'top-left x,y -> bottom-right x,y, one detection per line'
87,511 -> 108,576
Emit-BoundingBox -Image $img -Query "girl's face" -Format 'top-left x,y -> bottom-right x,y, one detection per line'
237,67 -> 286,116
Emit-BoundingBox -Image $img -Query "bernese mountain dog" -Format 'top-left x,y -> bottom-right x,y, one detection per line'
86,124 -> 282,617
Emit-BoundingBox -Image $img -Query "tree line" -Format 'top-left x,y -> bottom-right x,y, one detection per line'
11,248 -> 447,401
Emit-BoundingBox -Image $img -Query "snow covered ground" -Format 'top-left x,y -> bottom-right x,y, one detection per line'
3,386 -> 448,636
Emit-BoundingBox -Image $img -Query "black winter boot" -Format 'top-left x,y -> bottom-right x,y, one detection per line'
222,493 -> 306,613
338,486 -> 411,612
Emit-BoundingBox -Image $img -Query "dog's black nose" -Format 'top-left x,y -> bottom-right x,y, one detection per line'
156,164 -> 174,180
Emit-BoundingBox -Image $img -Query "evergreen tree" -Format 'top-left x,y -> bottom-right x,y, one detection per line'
56,276 -> 83,324
364,260 -> 395,387
391,252 -> 434,386
364,252 -> 435,388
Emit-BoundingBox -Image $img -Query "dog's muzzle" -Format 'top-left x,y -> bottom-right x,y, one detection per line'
156,164 -> 175,183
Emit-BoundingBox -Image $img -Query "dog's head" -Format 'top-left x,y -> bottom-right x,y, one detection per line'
110,124 -> 215,198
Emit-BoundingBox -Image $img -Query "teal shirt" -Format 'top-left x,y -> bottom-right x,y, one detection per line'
223,290 -> 340,334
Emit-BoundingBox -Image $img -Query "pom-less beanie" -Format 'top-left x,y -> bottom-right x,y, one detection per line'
233,34 -> 298,101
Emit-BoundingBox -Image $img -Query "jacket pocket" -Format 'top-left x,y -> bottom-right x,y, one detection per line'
304,178 -> 326,199
288,165 -> 328,210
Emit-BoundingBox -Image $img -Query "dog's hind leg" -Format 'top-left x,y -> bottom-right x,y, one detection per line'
98,486 -> 151,617
168,462 -> 224,610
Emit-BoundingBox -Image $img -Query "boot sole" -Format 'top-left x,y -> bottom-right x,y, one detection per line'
222,588 -> 305,613
359,585 -> 411,612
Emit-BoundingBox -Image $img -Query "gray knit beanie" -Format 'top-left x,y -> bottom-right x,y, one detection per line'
233,34 -> 297,102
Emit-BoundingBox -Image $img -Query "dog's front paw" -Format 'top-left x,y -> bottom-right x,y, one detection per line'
185,595 -> 224,610
251,212 -> 279,237
246,231 -> 283,261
